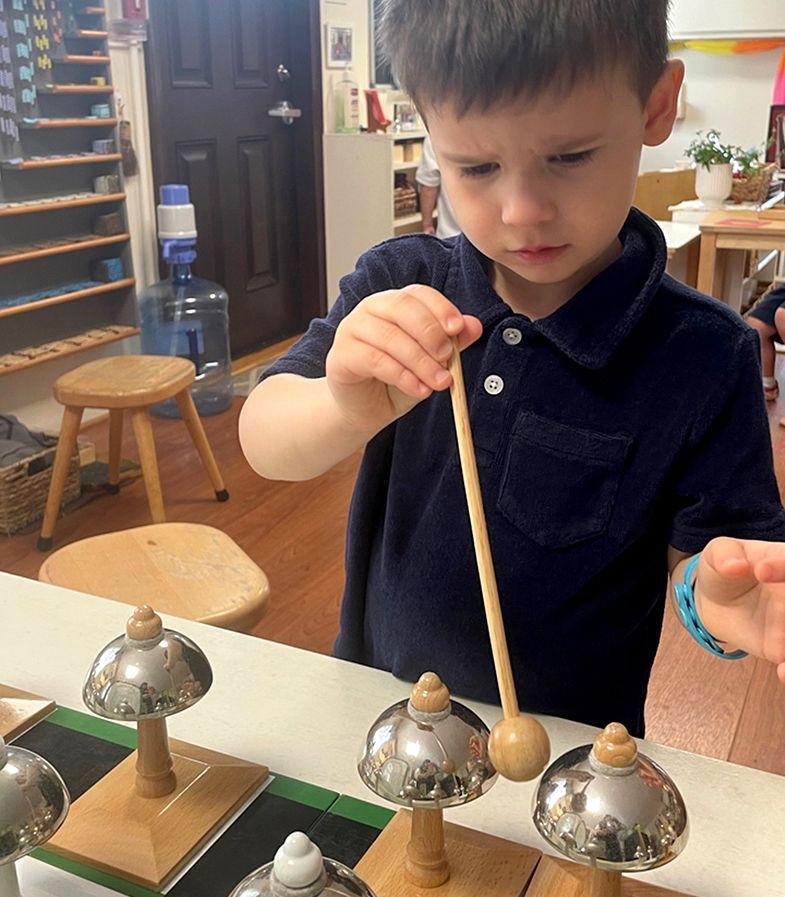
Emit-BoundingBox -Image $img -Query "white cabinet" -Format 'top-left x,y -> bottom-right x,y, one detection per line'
670,0 -> 785,39
323,131 -> 427,306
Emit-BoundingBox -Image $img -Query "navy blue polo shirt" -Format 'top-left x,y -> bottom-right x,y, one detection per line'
262,208 -> 785,735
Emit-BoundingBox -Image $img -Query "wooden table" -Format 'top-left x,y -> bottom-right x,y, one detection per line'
1,571 -> 784,897
697,210 -> 785,310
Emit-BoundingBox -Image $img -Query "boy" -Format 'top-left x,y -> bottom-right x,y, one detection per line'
240,0 -> 785,737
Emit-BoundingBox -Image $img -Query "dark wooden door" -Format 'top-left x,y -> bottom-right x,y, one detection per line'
145,0 -> 324,358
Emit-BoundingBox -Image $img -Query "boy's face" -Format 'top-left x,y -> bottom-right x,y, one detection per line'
426,63 -> 683,316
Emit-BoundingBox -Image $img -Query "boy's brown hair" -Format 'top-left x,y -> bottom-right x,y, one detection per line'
379,0 -> 670,113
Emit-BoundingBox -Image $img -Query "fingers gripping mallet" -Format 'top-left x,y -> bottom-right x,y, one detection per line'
448,340 -> 550,781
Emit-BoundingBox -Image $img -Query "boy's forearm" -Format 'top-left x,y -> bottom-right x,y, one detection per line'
239,373 -> 386,481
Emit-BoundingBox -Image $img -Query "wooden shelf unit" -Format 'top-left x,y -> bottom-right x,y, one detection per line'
324,131 -> 428,302
0,279 -> 135,319
0,234 -> 129,267
0,193 -> 125,218
0,0 -> 136,372
20,118 -> 118,129
0,327 -> 140,377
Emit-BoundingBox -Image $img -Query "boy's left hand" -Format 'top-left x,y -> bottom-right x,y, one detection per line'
696,537 -> 785,680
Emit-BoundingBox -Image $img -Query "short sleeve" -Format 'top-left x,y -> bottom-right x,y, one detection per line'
259,241 -> 413,383
669,327 -> 785,552
415,137 -> 441,188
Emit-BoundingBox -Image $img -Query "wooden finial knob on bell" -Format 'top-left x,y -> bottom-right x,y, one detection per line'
592,722 -> 638,769
126,605 -> 163,641
410,673 -> 450,714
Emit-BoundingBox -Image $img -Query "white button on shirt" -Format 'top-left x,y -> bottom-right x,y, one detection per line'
484,374 -> 504,395
502,327 -> 522,345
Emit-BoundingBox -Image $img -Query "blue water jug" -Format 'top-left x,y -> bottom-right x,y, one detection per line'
137,184 -> 233,417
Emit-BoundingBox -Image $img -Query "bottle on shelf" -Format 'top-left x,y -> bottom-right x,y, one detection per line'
332,66 -> 360,133
137,184 -> 233,417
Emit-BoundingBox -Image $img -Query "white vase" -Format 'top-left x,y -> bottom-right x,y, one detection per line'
694,163 -> 733,209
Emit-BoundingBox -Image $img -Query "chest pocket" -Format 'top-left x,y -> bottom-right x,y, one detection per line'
498,411 -> 631,549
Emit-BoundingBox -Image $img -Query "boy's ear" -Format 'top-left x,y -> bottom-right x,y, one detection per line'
643,60 -> 685,147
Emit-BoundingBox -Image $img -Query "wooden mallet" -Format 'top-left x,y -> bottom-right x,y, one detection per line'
447,340 -> 550,781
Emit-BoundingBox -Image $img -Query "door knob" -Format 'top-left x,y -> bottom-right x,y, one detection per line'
268,101 -> 302,125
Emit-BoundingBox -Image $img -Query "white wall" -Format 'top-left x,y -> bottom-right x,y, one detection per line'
321,0 -> 370,131
641,48 -> 783,171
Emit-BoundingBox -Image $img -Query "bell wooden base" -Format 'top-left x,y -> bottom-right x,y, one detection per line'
0,684 -> 55,741
47,738 -> 268,890
355,808 -> 541,897
525,856 -> 690,897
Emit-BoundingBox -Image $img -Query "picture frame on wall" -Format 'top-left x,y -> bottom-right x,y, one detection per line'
325,22 -> 354,68
765,104 -> 785,168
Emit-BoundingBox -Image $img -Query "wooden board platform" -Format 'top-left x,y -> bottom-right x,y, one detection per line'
0,683 -> 55,740
525,856 -> 689,897
355,808 -> 541,897
47,738 -> 269,890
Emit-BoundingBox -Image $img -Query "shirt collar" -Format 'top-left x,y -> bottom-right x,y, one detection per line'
453,208 -> 666,369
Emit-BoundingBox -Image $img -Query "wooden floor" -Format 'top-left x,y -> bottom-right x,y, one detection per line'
3,372 -> 785,777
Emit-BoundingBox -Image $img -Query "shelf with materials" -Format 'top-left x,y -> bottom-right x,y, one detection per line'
19,118 -> 118,129
0,279 -> 136,320
0,326 -> 140,377
66,29 -> 108,39
0,154 -> 122,170
0,234 -> 130,267
324,131 -> 429,302
0,0 -> 136,372
37,84 -> 113,94
58,54 -> 111,65
0,193 -> 125,218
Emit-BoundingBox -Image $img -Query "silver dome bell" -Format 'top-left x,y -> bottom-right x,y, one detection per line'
533,723 -> 688,874
83,604 -> 212,721
0,736 -> 70,895
358,672 -> 497,809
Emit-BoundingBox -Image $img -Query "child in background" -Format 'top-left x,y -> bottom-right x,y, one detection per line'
746,283 -> 785,402
240,0 -> 785,737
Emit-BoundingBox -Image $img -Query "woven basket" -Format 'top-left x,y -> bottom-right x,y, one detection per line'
394,185 -> 418,217
730,163 -> 777,204
0,444 -> 80,535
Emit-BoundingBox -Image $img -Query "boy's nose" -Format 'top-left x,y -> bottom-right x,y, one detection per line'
500,183 -> 556,227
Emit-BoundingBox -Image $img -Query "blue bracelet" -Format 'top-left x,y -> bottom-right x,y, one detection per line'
673,554 -> 748,660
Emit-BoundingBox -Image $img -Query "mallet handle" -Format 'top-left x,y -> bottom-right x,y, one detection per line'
448,340 -> 520,720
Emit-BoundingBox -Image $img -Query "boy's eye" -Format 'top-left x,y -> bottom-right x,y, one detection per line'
459,162 -> 499,178
549,149 -> 596,167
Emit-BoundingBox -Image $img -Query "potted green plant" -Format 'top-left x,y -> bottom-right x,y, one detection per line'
684,130 -> 734,209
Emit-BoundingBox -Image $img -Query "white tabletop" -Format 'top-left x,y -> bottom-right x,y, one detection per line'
655,220 -> 702,252
1,571 -> 782,897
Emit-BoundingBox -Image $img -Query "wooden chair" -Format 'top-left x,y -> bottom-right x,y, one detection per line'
633,168 -> 697,221
39,523 -> 270,632
37,355 -> 228,551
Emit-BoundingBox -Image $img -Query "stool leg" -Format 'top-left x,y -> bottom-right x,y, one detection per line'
174,389 -> 229,501
107,409 -> 123,494
38,405 -> 83,551
130,408 -> 166,523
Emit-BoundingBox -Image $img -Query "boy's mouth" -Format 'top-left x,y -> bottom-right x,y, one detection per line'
514,245 -> 568,265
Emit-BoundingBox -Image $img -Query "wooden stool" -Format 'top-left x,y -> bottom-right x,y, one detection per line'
37,355 -> 229,551
38,523 -> 270,632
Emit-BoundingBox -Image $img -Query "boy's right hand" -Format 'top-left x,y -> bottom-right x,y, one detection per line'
325,284 -> 482,431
